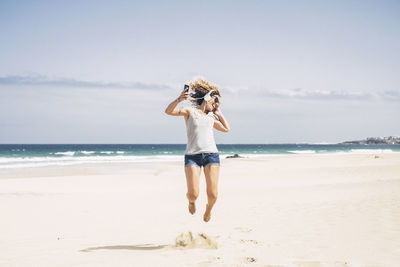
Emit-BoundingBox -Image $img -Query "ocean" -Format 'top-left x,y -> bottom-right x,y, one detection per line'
0,144 -> 399,169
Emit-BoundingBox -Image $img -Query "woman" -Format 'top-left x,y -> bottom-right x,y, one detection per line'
165,78 -> 230,222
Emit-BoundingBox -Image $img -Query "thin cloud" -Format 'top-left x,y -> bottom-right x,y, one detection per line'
224,86 -> 397,101
260,88 -> 374,100
381,90 -> 400,101
1,75 -> 397,101
0,75 -> 171,90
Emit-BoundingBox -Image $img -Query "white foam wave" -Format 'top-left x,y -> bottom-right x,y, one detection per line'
54,151 -> 75,156
288,150 -> 316,154
224,154 -> 277,158
116,151 -> 124,154
80,151 -> 95,154
0,155 -> 183,169
1,148 -> 399,169
349,149 -> 393,154
100,151 -> 113,154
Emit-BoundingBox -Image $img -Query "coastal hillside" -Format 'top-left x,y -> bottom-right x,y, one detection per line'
341,136 -> 400,145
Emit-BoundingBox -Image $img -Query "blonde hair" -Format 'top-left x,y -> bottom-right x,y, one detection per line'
188,77 -> 221,106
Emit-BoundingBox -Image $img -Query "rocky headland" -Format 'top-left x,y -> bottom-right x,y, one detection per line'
341,136 -> 400,145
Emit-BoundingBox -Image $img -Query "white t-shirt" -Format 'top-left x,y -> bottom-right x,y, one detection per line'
184,107 -> 218,155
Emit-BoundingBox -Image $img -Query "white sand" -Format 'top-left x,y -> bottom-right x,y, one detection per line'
0,153 -> 399,267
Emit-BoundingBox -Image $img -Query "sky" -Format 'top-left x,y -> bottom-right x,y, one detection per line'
0,0 -> 399,144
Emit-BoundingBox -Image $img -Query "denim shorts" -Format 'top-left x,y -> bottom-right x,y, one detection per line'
184,153 -> 220,167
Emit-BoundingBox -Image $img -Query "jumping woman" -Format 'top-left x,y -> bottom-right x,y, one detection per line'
165,78 -> 230,222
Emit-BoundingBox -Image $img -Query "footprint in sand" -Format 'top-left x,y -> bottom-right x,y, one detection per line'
240,239 -> 259,244
174,231 -> 218,249
245,256 -> 257,263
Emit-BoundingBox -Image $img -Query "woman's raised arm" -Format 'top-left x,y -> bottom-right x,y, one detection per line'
213,109 -> 230,132
165,88 -> 190,116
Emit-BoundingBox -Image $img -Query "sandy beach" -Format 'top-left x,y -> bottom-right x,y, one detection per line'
0,153 -> 399,267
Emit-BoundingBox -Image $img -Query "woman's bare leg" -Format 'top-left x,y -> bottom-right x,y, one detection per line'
203,164 -> 220,222
185,165 -> 201,214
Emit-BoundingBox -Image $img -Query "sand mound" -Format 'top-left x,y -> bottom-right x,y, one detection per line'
174,231 -> 218,249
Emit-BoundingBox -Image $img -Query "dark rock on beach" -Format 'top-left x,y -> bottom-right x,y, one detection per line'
226,154 -> 243,159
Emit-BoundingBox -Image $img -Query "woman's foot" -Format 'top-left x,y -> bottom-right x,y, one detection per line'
188,202 -> 196,214
203,204 -> 212,222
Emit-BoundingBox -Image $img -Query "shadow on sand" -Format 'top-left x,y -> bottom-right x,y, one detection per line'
80,231 -> 218,252
80,244 -> 168,252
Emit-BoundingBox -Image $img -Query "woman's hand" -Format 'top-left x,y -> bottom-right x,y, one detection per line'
177,87 -> 190,102
213,107 -> 221,116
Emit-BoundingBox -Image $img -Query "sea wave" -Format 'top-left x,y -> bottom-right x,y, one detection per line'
288,150 -> 316,154
1,147 -> 399,169
349,149 -> 394,154
54,151 -> 75,156
0,155 -> 183,169
80,151 -> 95,154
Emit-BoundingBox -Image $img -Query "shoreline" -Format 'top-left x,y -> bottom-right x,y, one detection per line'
1,152 -> 399,179
1,150 -> 400,173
